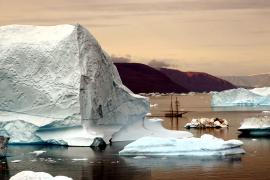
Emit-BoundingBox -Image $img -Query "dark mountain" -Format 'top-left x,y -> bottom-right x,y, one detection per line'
114,63 -> 188,93
160,68 -> 236,92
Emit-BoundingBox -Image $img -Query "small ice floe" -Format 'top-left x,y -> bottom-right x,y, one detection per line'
185,118 -> 228,129
30,150 -> 46,156
72,158 -> 88,161
262,111 -> 270,115
238,117 -> 270,136
11,160 -> 21,163
146,113 -> 152,116
133,156 -> 147,159
9,171 -> 72,180
148,118 -> 163,122
111,160 -> 120,164
119,134 -> 245,156
150,104 -> 158,108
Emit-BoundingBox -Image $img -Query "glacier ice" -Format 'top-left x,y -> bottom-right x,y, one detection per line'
250,87 -> 270,96
211,87 -> 270,106
0,24 -> 149,146
10,171 -> 72,180
119,134 -> 245,156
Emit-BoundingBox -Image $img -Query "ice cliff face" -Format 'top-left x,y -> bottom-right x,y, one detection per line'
0,24 -> 149,145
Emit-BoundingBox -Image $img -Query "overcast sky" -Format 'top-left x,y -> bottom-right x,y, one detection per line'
1,0 -> 270,76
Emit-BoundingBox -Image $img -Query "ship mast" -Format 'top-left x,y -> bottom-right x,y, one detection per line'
175,97 -> 179,114
170,95 -> 174,115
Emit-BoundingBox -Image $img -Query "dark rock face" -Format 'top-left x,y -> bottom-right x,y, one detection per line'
160,68 -> 236,92
0,136 -> 9,157
114,63 -> 188,93
114,62 -> 235,93
90,137 -> 107,150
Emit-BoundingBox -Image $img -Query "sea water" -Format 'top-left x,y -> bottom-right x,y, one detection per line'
2,94 -> 270,180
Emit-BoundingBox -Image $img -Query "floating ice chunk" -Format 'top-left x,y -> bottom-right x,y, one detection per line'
238,117 -> 270,136
211,88 -> 270,106
0,120 -> 42,144
30,150 -> 46,156
185,118 -> 228,129
262,111 -> 270,115
113,118 -> 192,142
11,160 -> 21,163
9,171 -> 72,180
239,117 -> 270,129
119,134 -> 244,156
150,104 -> 158,108
72,158 -> 88,161
133,156 -> 147,159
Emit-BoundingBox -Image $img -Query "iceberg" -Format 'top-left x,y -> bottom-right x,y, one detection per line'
113,118 -> 192,141
0,24 -> 191,146
185,118 -> 228,129
0,24 -> 149,146
250,87 -> 270,96
10,171 -> 72,180
238,116 -> 270,136
211,88 -> 270,106
119,134 -> 245,156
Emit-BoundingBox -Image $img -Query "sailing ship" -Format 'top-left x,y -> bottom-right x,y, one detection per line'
164,95 -> 188,118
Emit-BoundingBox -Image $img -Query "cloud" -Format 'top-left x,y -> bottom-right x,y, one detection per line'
147,59 -> 171,69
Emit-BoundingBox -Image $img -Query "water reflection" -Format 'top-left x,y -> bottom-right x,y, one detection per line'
0,157 -> 9,180
121,155 -> 242,171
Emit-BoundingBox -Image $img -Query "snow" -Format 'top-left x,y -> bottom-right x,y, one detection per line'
10,171 -> 72,180
0,24 -> 149,146
185,118 -> 228,128
119,134 -> 245,156
113,118 -> 193,141
239,116 -> 270,130
211,87 -> 270,106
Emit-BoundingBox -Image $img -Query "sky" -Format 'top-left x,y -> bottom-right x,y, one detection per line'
1,0 -> 270,76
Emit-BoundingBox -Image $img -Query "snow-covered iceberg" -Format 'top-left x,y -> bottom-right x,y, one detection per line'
238,116 -> 270,136
119,134 -> 245,156
10,171 -> 72,180
185,118 -> 228,129
211,88 -> 270,106
0,24 -> 149,146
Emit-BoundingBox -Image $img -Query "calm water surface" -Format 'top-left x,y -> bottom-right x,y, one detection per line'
1,94 -> 270,180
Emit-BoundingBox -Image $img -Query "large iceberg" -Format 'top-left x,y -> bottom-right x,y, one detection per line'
211,87 -> 270,106
0,24 -> 149,146
119,134 -> 245,156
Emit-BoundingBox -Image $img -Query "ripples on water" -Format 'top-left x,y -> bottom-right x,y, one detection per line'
1,95 -> 270,180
